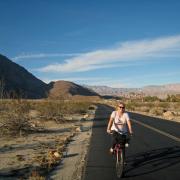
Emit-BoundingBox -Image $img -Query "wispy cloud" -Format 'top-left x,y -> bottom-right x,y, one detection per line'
40,70 -> 180,88
42,77 -> 108,83
41,77 -> 129,88
38,35 -> 180,73
12,53 -> 82,61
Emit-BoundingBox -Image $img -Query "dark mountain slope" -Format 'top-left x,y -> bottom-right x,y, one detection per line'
0,54 -> 48,98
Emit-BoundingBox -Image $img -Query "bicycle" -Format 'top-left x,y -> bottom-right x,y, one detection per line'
110,131 -> 131,178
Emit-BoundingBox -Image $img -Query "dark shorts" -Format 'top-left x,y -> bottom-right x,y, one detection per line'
111,131 -> 127,148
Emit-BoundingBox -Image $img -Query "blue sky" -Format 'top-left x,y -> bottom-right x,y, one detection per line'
0,0 -> 180,88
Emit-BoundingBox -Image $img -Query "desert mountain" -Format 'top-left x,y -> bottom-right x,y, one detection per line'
0,54 -> 99,99
0,54 -> 48,98
48,80 -> 99,99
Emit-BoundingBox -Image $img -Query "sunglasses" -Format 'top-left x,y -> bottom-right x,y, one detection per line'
119,106 -> 125,109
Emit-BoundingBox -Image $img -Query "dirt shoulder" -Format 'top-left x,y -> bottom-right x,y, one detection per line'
49,120 -> 93,180
0,110 -> 95,180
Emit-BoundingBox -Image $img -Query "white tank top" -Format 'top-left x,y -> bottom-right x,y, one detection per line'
110,111 -> 130,134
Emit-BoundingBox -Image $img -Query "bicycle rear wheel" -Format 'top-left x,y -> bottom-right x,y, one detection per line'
116,150 -> 124,178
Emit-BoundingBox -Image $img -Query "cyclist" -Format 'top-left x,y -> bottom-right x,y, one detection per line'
107,102 -> 133,154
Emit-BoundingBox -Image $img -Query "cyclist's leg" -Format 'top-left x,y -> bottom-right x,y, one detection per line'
110,131 -> 116,152
113,131 -> 119,148
110,131 -> 118,153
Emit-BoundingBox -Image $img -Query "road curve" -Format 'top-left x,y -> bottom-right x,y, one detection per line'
82,104 -> 180,180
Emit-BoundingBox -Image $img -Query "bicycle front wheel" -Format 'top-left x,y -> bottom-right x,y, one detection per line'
116,150 -> 124,178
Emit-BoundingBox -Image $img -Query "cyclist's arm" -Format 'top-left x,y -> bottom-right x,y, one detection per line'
107,117 -> 113,134
127,119 -> 133,135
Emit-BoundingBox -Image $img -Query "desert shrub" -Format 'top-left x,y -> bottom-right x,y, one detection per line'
149,108 -> 164,116
1,113 -> 31,136
28,171 -> 45,180
166,94 -> 180,102
126,102 -> 136,111
35,100 -> 91,119
65,101 -> 91,114
36,101 -> 64,119
0,100 -> 32,136
143,102 -> 154,108
136,106 -> 150,113
173,102 -> 180,110
158,102 -> 169,109
143,96 -> 160,102
125,100 -> 149,111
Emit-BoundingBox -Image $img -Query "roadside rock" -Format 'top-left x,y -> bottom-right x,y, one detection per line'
163,111 -> 174,120
75,126 -> 82,132
29,110 -> 40,118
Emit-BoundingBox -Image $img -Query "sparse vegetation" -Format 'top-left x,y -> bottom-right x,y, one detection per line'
0,99 -> 92,137
29,171 -> 45,180
143,96 -> 160,102
166,94 -> 180,102
103,96 -> 180,121
122,96 -> 180,121
0,100 -> 32,136
0,97 -> 95,179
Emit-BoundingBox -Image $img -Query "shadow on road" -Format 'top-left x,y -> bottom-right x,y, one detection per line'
124,145 -> 180,177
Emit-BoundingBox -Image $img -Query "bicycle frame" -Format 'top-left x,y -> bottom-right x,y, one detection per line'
109,131 -> 131,178
114,143 -> 124,178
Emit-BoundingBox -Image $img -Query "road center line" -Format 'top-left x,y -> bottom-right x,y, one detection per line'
132,119 -> 180,143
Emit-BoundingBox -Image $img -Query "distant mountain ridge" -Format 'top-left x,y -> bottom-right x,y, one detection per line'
142,84 -> 180,97
85,84 -> 180,98
84,85 -> 139,95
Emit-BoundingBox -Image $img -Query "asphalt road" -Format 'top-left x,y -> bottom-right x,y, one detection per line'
83,105 -> 180,180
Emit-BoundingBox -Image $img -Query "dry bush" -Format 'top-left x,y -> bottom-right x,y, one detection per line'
63,101 -> 91,114
125,101 -> 138,111
0,100 -> 32,137
35,100 -> 91,120
173,102 -> 180,111
36,101 -> 64,119
28,171 -> 45,180
158,102 -> 169,109
125,101 -> 146,110
136,106 -> 150,113
149,107 -> 164,116
0,99 -> 92,136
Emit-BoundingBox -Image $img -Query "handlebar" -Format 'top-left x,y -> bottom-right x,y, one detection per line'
107,130 -> 134,137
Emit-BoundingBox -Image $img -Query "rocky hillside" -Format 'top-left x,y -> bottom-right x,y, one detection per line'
48,81 -> 99,99
0,54 -> 99,99
0,54 -> 48,98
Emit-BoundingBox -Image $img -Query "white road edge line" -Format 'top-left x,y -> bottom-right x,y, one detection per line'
131,119 -> 180,143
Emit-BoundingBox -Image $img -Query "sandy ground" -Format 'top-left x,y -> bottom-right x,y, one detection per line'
0,110 -> 95,180
49,120 -> 93,180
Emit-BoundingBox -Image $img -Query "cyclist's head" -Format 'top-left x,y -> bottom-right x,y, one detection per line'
116,102 -> 125,111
